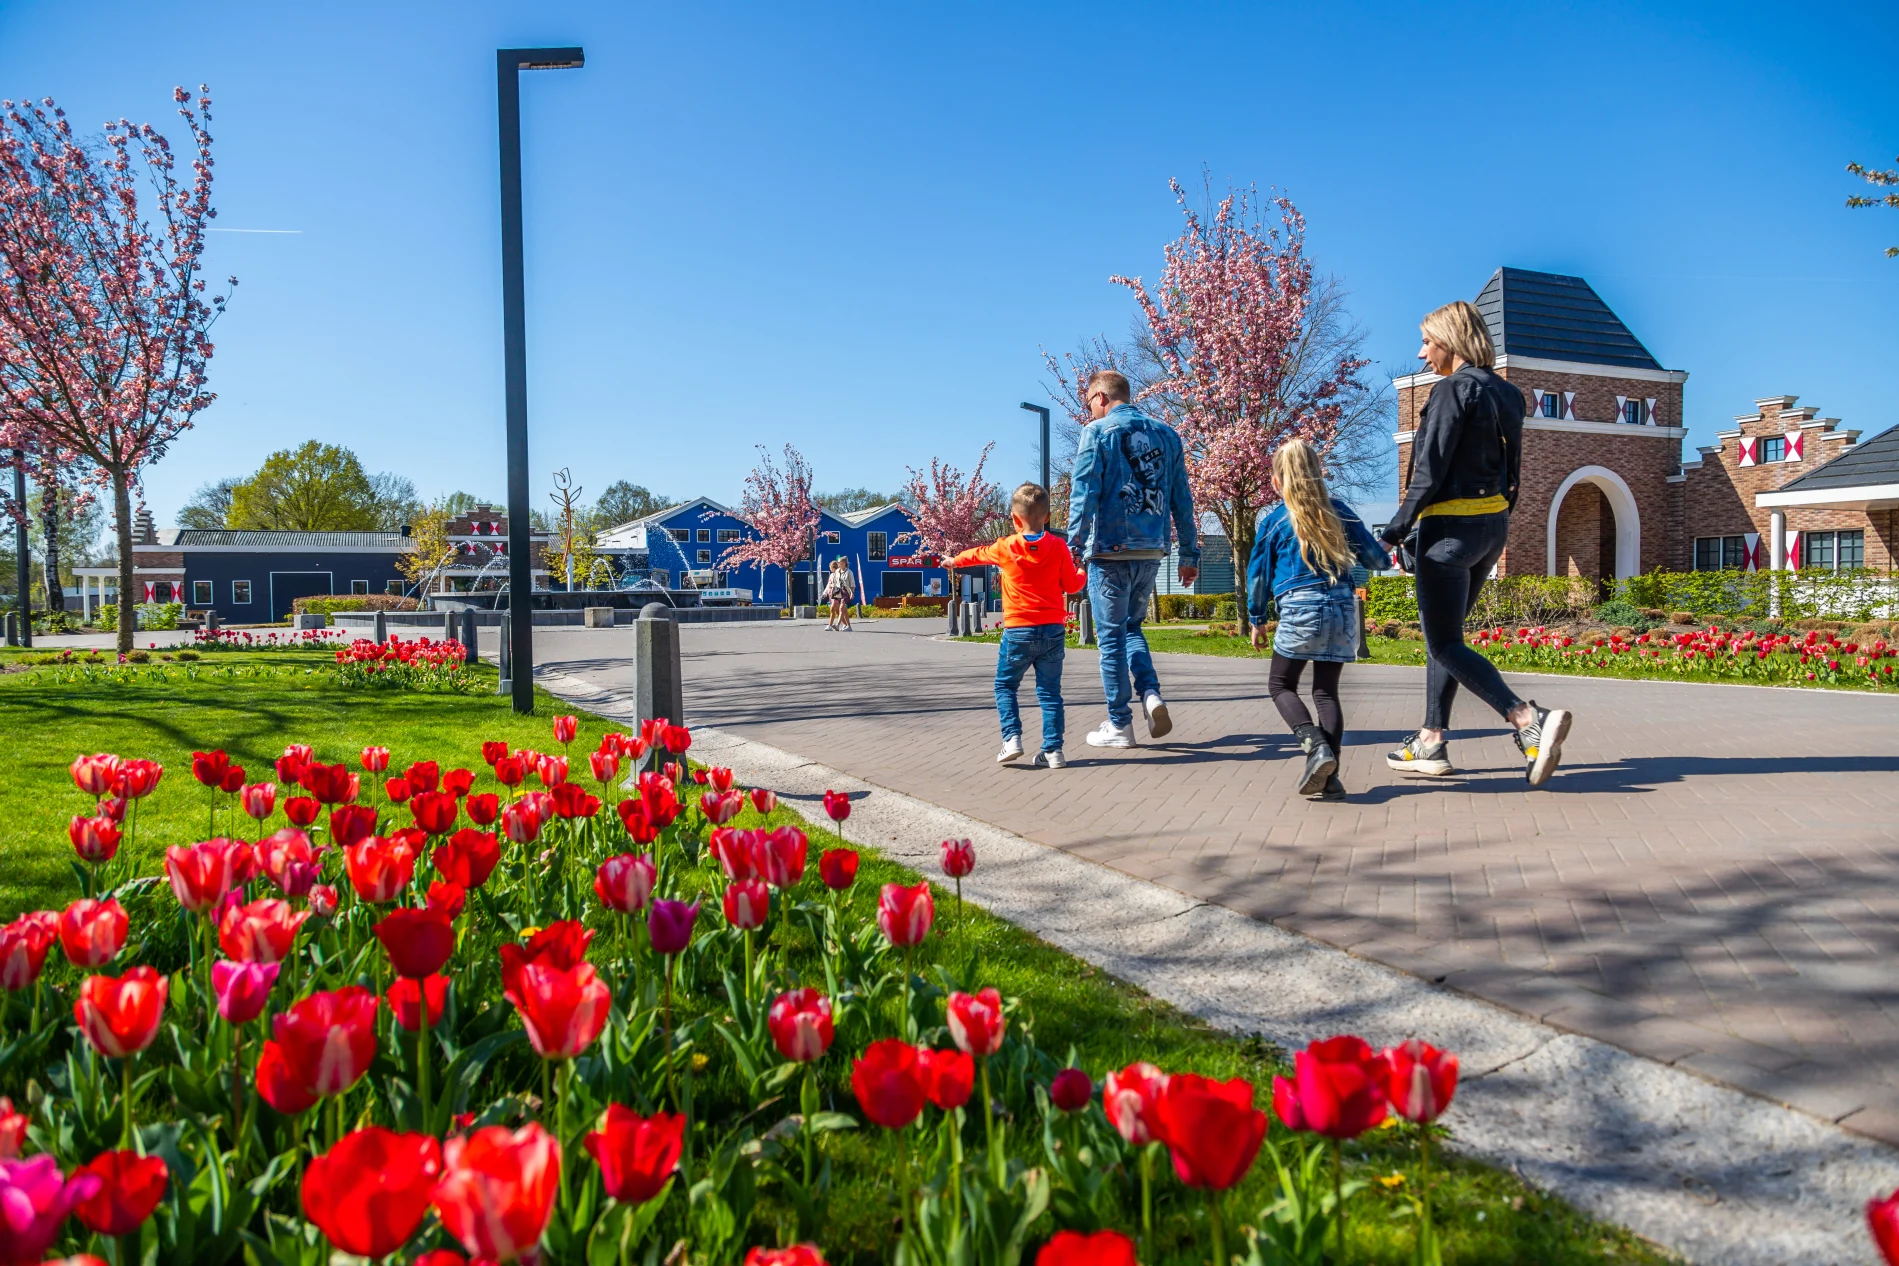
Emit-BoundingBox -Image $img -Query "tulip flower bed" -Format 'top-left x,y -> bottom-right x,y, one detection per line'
0,673 -> 1674,1265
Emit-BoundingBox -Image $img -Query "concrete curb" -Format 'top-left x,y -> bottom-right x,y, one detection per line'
538,665 -> 1899,1266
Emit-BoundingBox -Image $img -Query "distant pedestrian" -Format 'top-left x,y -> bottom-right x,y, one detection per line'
822,558 -> 855,631
1380,300 -> 1572,785
947,482 -> 1085,769
1066,369 -> 1199,748
1247,439 -> 1392,799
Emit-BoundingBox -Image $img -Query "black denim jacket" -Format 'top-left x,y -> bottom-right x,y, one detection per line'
1382,365 -> 1526,546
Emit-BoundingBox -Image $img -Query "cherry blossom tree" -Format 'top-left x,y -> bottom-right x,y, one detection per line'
0,88 -> 233,649
1110,180 -> 1374,633
898,443 -> 1003,563
719,444 -> 818,610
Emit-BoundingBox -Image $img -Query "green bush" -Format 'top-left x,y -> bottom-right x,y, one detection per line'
1157,592 -> 1238,621
1365,576 -> 1417,624
291,594 -> 420,616
94,602 -> 183,632
1591,598 -> 1649,629
1214,600 -> 1239,621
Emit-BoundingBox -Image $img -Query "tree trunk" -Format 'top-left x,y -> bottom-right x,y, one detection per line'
39,483 -> 64,622
112,467 -> 134,653
1228,500 -> 1257,637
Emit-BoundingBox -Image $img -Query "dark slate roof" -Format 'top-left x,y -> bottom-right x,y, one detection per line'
1776,425 -> 1899,492
168,530 -> 410,548
1474,268 -> 1664,371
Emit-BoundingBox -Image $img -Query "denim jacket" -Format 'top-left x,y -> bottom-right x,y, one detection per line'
1246,499 -> 1390,627
1066,404 -> 1199,567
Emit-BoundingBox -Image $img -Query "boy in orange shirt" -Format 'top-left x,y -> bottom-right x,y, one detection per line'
948,483 -> 1086,769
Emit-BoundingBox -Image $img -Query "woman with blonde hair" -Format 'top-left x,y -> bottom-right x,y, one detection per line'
1377,300 -> 1571,786
822,557 -> 856,631
1246,437 -> 1392,798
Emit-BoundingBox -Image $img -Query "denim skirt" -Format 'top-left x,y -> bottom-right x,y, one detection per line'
1271,584 -> 1359,662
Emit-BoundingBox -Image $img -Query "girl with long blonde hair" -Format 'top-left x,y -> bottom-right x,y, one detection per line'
1245,438 -> 1392,799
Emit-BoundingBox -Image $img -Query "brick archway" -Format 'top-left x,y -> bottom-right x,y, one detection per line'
1546,465 -> 1641,579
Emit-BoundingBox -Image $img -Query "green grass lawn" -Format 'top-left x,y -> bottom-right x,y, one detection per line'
0,656 -> 1673,1264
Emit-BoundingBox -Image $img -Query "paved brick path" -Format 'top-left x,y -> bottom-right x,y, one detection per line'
536,619 -> 1899,1146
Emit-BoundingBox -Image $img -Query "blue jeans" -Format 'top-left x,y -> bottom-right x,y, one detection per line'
995,624 -> 1067,751
1088,558 -> 1162,727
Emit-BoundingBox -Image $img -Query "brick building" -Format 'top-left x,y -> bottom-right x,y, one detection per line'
1394,267 -> 1895,579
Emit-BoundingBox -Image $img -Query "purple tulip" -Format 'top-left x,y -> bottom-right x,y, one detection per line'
647,900 -> 700,956
0,1154 -> 104,1264
212,958 -> 281,1025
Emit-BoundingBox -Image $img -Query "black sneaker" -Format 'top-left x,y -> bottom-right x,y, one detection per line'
1294,724 -> 1338,796
1386,731 -> 1453,776
1514,702 -> 1572,786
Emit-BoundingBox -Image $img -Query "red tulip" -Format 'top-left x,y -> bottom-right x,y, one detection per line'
273,987 -> 379,1096
385,776 -> 413,803
1286,1036 -> 1390,1140
163,839 -> 245,912
0,1154 -> 105,1263
220,765 -> 246,794
756,826 -> 808,888
588,750 -> 619,783
69,815 -> 122,863
639,718 -> 667,748
346,836 -> 417,904
302,1126 -> 443,1259
500,799 -> 542,844
75,967 -> 168,1058
412,1253 -> 467,1266
330,804 -> 379,848
494,755 -> 527,788
256,1039 -> 319,1114
853,1039 -> 927,1130
433,829 -> 500,889
228,839 -> 260,886
387,974 -> 450,1033
647,900 -> 699,956
1036,1230 -> 1138,1266
946,988 -> 1006,1057
634,771 -> 681,828
71,753 -> 122,796
878,882 -> 934,947
537,754 -> 568,788
284,795 -> 321,827
585,1105 -> 685,1206
940,838 -> 975,879
275,750 -> 309,786
509,962 -> 611,1059
918,1047 -> 975,1111
191,749 -> 232,789
594,854 -> 657,914
482,740 -> 509,766
1870,1189 -> 1899,1266
0,1096 -> 26,1158
72,1148 -> 168,1237
1385,1040 -> 1458,1124
360,746 -> 391,773
59,899 -> 127,968
616,800 -> 659,845
767,989 -> 834,1063
116,758 -> 163,799
427,881 -> 466,919
749,787 -> 777,814
465,792 -> 501,826
1050,1067 -> 1093,1113
443,767 -> 474,796
218,897 -> 310,963
410,791 -> 460,835
257,828 -> 319,893
432,1123 -> 561,1263
1103,1062 -> 1168,1146
302,762 -> 355,805
212,959 -> 280,1024
550,782 -> 600,819
0,917 -> 54,991
822,789 -> 850,822
819,848 -> 858,891
405,760 -> 440,794
723,879 -> 770,931
94,795 -> 127,822
552,714 -> 578,744
744,1248 -> 827,1266
660,724 -> 690,754
375,906 -> 457,978
708,828 -> 756,882
240,782 -> 278,820
498,922 -> 595,1000
699,790 -> 742,824
308,884 -> 339,918
1153,1073 -> 1268,1190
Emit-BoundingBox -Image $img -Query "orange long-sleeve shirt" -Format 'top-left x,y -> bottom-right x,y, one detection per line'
948,532 -> 1086,629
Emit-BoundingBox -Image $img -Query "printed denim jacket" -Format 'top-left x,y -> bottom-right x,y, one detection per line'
1066,404 -> 1199,567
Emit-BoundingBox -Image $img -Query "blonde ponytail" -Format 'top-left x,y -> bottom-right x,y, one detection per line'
1272,439 -> 1354,579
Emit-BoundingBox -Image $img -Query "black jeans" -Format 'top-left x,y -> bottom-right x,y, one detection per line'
1268,654 -> 1343,749
1414,512 -> 1525,729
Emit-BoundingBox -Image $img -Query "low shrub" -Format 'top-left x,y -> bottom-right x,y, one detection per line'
1157,592 -> 1239,621
1214,600 -> 1239,621
1591,598 -> 1650,629
292,593 -> 421,616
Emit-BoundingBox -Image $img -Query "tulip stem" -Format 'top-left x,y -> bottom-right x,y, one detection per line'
1207,1188 -> 1226,1266
1140,1144 -> 1155,1248
417,984 -> 432,1126
901,944 -> 914,1040
663,957 -> 678,1110
980,1057 -> 1003,1187
121,1053 -> 135,1149
743,928 -> 754,1006
1332,1138 -> 1346,1263
117,1231 -> 137,1266
1419,1125 -> 1435,1261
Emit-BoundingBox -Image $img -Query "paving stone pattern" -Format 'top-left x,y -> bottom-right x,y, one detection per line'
535,620 -> 1899,1147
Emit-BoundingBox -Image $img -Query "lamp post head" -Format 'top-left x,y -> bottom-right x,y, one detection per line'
501,47 -> 585,71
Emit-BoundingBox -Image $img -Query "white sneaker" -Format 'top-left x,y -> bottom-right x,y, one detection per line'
1033,749 -> 1066,769
1143,692 -> 1172,739
1085,720 -> 1136,748
996,736 -> 1024,763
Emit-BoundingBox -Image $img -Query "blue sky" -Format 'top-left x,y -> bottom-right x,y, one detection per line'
3,0 -> 1895,525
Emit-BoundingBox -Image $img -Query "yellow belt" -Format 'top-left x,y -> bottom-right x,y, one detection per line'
1418,495 -> 1508,519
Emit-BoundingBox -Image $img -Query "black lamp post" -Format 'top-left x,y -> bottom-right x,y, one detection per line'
496,45 -> 583,714
1019,401 -> 1051,513
12,452 -> 29,647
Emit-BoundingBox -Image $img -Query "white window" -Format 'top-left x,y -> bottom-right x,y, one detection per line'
1804,531 -> 1864,571
384,580 -> 404,596
1622,399 -> 1648,425
1540,391 -> 1561,419
670,528 -> 690,543
697,549 -> 711,564
823,530 -> 840,545
350,580 -> 369,595
1761,436 -> 1786,464
231,580 -> 251,604
717,528 -> 740,543
867,531 -> 888,560
191,580 -> 212,605
1694,536 -> 1749,571
696,529 -> 711,542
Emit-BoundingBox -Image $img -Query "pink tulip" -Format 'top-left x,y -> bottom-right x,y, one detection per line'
940,838 -> 975,879
212,959 -> 281,1024
0,1154 -> 105,1264
723,880 -> 770,931
877,882 -> 934,947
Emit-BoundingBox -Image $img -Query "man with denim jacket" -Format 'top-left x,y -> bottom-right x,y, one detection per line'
1066,370 -> 1199,747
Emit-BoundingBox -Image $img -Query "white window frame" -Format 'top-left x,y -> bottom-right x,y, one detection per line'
192,579 -> 213,605
670,528 -> 690,543
231,580 -> 252,604
823,530 -> 841,545
384,580 -> 404,596
717,528 -> 740,543
867,531 -> 887,560
697,549 -> 712,564
1540,391 -> 1561,419
350,579 -> 369,596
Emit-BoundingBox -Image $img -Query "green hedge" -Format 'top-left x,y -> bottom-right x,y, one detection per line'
1364,570 -> 1899,628
1157,592 -> 1238,621
290,594 -> 421,616
95,602 -> 184,632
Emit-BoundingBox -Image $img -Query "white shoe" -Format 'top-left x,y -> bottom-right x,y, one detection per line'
1142,692 -> 1172,739
1085,720 -> 1136,748
996,736 -> 1024,763
1033,749 -> 1066,769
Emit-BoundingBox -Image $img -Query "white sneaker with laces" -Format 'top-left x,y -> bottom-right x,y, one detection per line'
996,736 -> 1024,763
1085,720 -> 1136,748
1143,692 -> 1172,739
1033,749 -> 1066,769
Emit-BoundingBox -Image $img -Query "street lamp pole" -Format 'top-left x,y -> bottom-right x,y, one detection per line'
12,451 -> 30,648
496,45 -> 584,714
1019,401 -> 1051,510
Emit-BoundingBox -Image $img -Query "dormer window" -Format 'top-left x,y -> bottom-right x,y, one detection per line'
1540,392 -> 1561,418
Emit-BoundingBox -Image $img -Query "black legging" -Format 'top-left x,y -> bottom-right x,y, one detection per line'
1268,654 -> 1343,750
1414,512 -> 1525,728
